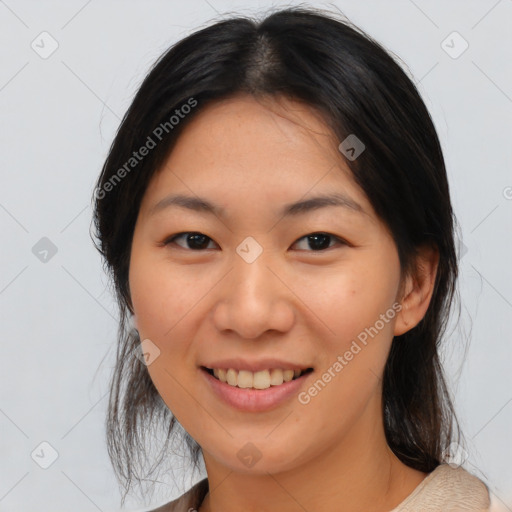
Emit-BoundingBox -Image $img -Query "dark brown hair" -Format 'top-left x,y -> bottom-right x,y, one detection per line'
91,5 -> 462,503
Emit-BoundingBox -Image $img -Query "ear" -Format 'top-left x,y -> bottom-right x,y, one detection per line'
394,244 -> 439,336
127,311 -> 138,331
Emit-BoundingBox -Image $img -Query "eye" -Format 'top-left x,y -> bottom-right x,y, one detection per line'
292,232 -> 347,251
163,232 -> 218,250
162,231 -> 347,252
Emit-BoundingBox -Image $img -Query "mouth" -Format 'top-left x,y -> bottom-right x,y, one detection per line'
201,366 -> 314,390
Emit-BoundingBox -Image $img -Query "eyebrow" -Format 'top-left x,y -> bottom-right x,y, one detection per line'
148,192 -> 366,218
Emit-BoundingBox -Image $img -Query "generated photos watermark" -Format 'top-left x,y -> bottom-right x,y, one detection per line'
298,302 -> 402,405
94,97 -> 197,200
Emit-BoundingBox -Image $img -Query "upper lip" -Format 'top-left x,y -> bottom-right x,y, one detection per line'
201,358 -> 313,373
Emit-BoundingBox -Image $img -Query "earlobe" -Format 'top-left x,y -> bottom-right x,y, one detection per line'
128,312 -> 138,331
393,245 -> 439,337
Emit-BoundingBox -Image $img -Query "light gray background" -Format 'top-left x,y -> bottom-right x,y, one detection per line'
1,0 -> 511,511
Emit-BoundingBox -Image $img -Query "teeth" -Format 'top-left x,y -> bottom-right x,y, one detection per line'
269,368 -> 283,386
209,367 -> 307,389
283,369 -> 294,382
253,370 -> 270,389
226,368 -> 237,386
237,370 -> 253,389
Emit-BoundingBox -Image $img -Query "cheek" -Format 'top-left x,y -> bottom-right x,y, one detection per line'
294,268 -> 399,437
129,250 -> 204,341
128,249 -> 217,403
129,256 -> 201,419
299,258 -> 399,351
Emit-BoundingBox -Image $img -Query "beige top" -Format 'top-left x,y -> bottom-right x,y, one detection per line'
148,463 -> 490,511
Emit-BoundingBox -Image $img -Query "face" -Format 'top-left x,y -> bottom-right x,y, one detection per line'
129,94 -> 405,475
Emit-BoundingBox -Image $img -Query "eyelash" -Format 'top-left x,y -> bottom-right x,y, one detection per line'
162,232 -> 348,252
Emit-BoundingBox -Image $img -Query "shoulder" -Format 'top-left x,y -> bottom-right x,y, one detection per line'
392,463 -> 491,511
146,478 -> 209,512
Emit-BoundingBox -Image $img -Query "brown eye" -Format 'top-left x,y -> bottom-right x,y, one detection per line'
164,232 -> 217,250
292,232 -> 346,251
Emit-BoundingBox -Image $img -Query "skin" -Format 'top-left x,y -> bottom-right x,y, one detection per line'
129,94 -> 439,512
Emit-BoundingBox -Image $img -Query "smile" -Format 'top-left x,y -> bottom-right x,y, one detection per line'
200,365 -> 315,412
202,366 -> 313,390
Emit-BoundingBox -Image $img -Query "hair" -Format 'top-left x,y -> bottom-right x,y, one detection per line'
91,5 -> 463,504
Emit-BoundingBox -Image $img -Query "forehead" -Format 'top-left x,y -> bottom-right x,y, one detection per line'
176,93 -> 340,161
139,94 -> 374,220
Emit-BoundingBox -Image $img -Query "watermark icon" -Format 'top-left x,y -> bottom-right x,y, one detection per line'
503,186 -> 512,200
442,441 -> 469,469
31,31 -> 59,59
338,134 -> 365,161
31,441 -> 59,469
132,338 -> 161,366
298,302 -> 402,405
94,97 -> 197,200
237,442 -> 262,468
32,237 -> 58,263
236,236 -> 263,263
441,31 -> 469,59
456,236 -> 468,261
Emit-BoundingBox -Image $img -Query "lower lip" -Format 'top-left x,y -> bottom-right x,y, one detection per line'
200,367 -> 313,412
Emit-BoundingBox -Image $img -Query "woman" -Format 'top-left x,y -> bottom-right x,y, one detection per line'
92,6 -> 491,511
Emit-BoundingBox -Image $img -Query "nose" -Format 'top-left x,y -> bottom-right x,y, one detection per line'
212,250 -> 295,339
